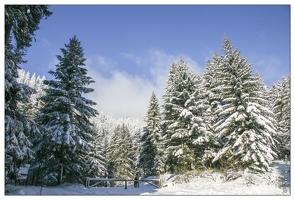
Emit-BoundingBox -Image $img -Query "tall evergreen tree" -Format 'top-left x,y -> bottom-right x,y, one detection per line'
36,36 -> 99,184
190,74 -> 210,167
270,74 -> 291,159
146,92 -> 161,135
139,92 -> 161,176
161,57 -> 198,173
132,129 -> 142,174
139,128 -> 156,176
280,74 -> 290,158
87,120 -> 107,179
5,5 -> 51,183
5,42 -> 38,183
108,124 -> 135,180
211,37 -> 277,172
201,54 -> 225,169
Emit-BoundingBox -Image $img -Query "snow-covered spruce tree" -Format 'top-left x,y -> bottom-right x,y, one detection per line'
16,70 -> 58,185
147,92 -> 166,175
36,36 -> 99,184
280,74 -> 291,159
139,127 -> 156,176
17,69 -> 48,119
86,121 -> 107,179
90,114 -> 114,179
200,54 -> 225,169
132,128 -> 142,173
212,37 -> 277,172
17,69 -> 31,85
270,74 -> 290,159
161,57 -> 199,173
253,72 -> 278,145
139,92 -> 161,176
103,136 -> 111,180
5,5 -> 51,183
108,124 -> 136,181
189,74 -> 211,168
5,42 -> 38,183
146,92 -> 161,135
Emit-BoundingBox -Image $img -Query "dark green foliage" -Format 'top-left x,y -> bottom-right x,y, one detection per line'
139,92 -> 162,176
35,36 -> 100,185
139,128 -> 157,176
270,74 -> 291,159
5,5 -> 51,184
5,5 -> 52,49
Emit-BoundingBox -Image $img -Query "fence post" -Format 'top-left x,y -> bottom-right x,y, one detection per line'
86,177 -> 89,188
125,180 -> 127,189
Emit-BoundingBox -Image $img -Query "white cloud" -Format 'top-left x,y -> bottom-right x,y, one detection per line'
86,55 -> 117,74
86,49 -> 203,118
87,68 -> 155,118
146,48 -> 203,91
121,53 -> 142,65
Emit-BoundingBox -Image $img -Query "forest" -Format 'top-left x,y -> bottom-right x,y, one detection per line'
5,5 -> 290,186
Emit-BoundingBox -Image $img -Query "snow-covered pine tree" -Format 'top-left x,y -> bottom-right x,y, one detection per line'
132,129 -> 142,174
103,136 -> 111,180
270,74 -> 290,159
91,112 -> 145,139
189,74 -> 211,167
16,69 -> 34,117
85,119 -> 108,179
5,5 -> 51,183
108,124 -> 136,180
34,75 -> 48,113
161,57 -> 198,173
36,36 -> 99,184
139,127 -> 156,176
147,92 -> 166,175
146,92 -> 161,135
17,69 -> 31,85
139,92 -> 161,176
212,37 -> 277,172
253,72 -> 278,144
280,74 -> 290,159
17,69 -> 48,119
200,54 -> 225,168
90,113 -> 114,180
5,42 -> 38,183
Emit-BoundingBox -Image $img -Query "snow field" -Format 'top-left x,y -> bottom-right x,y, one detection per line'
5,160 -> 290,196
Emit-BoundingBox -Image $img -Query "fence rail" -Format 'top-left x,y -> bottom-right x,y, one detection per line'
85,177 -> 161,189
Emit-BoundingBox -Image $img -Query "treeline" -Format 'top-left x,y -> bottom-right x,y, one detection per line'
88,38 -> 290,179
5,5 -> 290,186
140,39 -> 290,175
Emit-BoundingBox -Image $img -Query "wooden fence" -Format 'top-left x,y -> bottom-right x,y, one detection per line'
85,177 -> 162,189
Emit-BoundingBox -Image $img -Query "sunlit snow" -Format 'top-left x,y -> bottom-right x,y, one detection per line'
5,161 -> 290,195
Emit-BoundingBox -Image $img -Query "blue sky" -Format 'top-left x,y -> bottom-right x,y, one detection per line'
16,4 -> 290,118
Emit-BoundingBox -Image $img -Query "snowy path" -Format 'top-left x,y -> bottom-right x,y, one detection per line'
5,161 -> 290,195
5,176 -> 289,195
6,182 -> 159,195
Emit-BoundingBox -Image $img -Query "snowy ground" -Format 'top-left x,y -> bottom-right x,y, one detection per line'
5,160 -> 290,196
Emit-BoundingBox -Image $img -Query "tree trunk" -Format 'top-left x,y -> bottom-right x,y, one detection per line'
5,23 -> 12,46
57,164 -> 63,185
